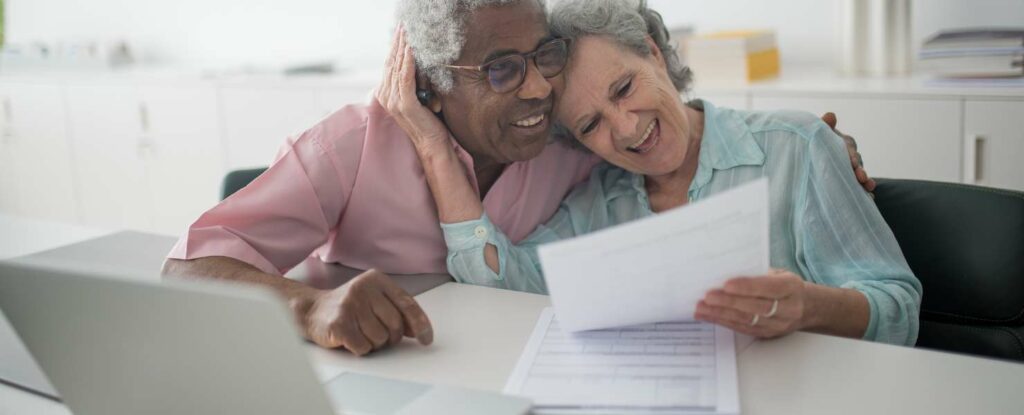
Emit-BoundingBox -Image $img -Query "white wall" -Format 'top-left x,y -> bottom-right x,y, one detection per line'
7,0 -> 402,69
8,0 -> 1024,70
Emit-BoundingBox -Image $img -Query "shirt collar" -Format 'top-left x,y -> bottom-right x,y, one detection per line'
690,100 -> 765,193
619,100 -> 765,203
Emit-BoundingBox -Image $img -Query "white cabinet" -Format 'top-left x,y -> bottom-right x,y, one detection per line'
0,86 -> 22,215
139,85 -> 225,235
66,84 -> 153,231
66,83 -> 225,234
963,100 -> 1024,192
0,82 -> 79,223
750,95 -> 963,183
221,87 -> 321,170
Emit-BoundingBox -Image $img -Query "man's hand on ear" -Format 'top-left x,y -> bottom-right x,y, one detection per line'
377,26 -> 453,159
821,112 -> 877,196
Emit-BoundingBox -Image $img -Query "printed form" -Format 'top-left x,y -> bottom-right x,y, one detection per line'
505,308 -> 737,414
505,178 -> 770,414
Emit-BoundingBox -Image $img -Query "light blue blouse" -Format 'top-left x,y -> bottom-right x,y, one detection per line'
441,101 -> 922,345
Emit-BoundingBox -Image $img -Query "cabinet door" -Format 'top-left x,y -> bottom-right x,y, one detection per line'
964,100 -> 1024,192
66,84 -> 153,230
221,87 -> 319,170
0,87 -> 19,214
139,85 -> 226,235
751,95 -> 962,182
0,83 -> 78,222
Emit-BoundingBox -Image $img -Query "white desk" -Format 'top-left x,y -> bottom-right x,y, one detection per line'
0,214 -> 112,261
3,220 -> 1024,414
310,283 -> 1024,415
4,283 -> 1024,415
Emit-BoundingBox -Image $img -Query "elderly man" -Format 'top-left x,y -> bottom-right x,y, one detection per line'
163,0 -> 873,356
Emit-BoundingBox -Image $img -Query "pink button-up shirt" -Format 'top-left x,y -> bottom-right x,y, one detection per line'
167,97 -> 601,276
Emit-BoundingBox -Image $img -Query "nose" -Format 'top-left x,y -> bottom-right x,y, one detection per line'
517,60 -> 553,101
608,108 -> 640,144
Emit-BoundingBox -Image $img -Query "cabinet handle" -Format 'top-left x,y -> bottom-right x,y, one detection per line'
137,138 -> 155,159
138,102 -> 150,133
2,97 -> 13,140
963,134 -> 985,184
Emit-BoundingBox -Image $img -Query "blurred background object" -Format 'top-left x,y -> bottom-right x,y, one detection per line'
918,28 -> 1023,79
837,0 -> 913,76
0,40 -> 135,72
686,30 -> 779,84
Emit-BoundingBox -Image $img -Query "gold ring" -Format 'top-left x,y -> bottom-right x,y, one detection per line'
750,314 -> 760,326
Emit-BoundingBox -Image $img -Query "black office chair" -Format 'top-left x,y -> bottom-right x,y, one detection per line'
221,168 -> 268,200
874,178 -> 1024,362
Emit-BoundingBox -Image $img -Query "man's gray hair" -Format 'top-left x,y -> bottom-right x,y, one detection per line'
549,0 -> 692,92
547,0 -> 692,148
397,0 -> 546,94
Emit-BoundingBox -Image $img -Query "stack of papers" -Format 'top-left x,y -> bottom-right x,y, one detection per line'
686,31 -> 780,84
920,28 -> 1024,78
505,178 -> 771,414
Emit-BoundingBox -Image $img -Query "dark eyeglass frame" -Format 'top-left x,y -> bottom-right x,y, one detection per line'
444,38 -> 571,93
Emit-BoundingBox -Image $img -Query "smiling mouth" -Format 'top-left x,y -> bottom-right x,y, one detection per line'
627,119 -> 659,153
512,113 -> 547,128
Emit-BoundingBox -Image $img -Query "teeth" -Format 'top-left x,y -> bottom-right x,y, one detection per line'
514,114 -> 545,128
628,120 -> 657,150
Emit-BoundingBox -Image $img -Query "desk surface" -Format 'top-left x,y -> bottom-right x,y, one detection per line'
3,227 -> 1024,414
311,282 -> 1024,415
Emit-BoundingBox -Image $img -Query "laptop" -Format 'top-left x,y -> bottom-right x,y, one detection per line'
0,261 -> 531,415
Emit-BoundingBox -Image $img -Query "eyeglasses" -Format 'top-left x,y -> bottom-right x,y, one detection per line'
445,38 -> 570,93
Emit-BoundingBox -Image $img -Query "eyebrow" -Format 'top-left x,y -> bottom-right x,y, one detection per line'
481,34 -> 557,63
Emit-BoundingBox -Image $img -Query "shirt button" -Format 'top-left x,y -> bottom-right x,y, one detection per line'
474,226 -> 488,240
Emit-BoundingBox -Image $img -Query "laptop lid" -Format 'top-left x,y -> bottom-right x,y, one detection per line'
0,261 -> 336,415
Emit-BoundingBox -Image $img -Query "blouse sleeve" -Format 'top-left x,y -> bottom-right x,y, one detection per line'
794,124 -> 923,345
441,166 -> 620,294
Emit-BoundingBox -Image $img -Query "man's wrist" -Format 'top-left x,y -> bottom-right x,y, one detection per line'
286,285 -> 325,327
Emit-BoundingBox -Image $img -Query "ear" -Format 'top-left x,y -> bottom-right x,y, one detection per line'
643,34 -> 668,71
416,71 -> 443,113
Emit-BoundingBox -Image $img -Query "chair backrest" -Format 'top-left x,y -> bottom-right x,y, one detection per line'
221,168 -> 268,200
874,178 -> 1024,362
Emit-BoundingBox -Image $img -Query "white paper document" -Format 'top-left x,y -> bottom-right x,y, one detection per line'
505,308 -> 739,414
537,177 -> 770,332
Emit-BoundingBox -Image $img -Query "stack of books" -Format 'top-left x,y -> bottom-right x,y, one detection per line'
919,28 -> 1024,78
685,30 -> 780,84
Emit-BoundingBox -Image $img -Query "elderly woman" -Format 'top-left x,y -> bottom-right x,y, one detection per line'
381,0 -> 921,345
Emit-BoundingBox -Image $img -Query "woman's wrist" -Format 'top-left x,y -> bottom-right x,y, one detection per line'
798,281 -> 825,331
411,134 -> 456,164
415,140 -> 460,170
798,282 -> 870,338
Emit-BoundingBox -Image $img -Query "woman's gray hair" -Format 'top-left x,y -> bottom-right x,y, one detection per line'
397,0 -> 546,94
549,0 -> 691,91
547,0 -> 692,148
